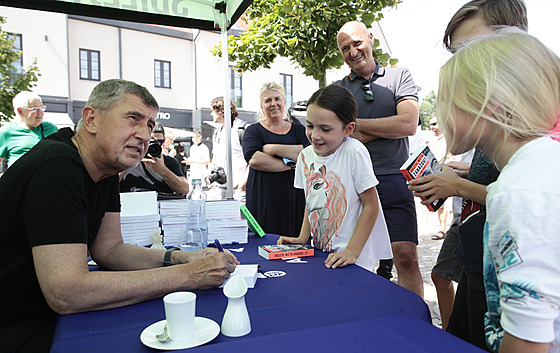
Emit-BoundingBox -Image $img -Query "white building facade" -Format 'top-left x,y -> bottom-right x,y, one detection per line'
0,6 -> 390,133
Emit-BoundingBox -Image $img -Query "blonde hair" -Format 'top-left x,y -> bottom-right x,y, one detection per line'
256,82 -> 287,121
437,29 -> 560,162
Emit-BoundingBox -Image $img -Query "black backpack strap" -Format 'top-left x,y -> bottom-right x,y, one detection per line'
237,120 -> 250,143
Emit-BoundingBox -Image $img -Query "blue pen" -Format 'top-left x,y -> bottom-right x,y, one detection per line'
214,239 -> 224,252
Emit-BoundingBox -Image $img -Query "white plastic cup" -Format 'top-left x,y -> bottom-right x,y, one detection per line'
163,291 -> 196,341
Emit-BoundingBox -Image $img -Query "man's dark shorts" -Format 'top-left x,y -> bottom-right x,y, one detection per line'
432,224 -> 463,282
376,174 -> 418,244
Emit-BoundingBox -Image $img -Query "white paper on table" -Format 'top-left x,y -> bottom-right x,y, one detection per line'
120,191 -> 158,217
220,264 -> 258,289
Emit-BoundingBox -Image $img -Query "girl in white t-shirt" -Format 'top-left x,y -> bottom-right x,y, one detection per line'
437,30 -> 560,353
277,84 -> 392,271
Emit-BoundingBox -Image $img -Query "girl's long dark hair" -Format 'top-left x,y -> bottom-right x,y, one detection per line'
307,84 -> 358,125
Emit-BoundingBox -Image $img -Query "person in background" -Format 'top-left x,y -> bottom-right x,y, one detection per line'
407,118 -> 423,156
185,129 -> 210,186
437,29 -> 560,353
208,97 -> 249,202
278,84 -> 392,271
335,21 -> 423,298
120,121 -> 189,194
242,82 -> 309,237
174,142 -> 188,175
408,1 -> 528,349
0,91 -> 58,168
0,79 -> 237,353
163,132 -> 177,157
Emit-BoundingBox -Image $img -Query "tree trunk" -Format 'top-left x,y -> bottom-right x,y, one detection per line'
318,74 -> 327,88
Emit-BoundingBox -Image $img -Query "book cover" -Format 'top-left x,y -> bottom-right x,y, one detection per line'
400,145 -> 447,211
258,244 -> 314,260
240,204 -> 265,237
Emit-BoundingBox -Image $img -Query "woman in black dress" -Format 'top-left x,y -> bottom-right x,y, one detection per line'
242,82 -> 309,237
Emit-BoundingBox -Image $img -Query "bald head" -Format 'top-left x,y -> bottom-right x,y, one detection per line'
337,21 -> 376,79
338,21 -> 368,38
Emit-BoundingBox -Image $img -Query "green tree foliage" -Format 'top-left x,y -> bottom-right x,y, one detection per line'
419,90 -> 436,130
0,17 -> 41,122
214,0 -> 400,87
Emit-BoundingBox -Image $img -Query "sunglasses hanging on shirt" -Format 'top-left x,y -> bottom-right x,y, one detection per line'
361,80 -> 374,101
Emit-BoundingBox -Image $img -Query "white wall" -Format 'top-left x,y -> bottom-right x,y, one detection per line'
68,19 -> 120,101
191,30 -> 221,111
1,6 -> 69,98
243,56 -> 318,112
1,6 -> 392,118
194,30 -> 320,115
121,28 -> 193,109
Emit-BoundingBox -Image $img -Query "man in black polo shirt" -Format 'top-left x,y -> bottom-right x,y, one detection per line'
0,79 -> 237,352
336,21 -> 423,298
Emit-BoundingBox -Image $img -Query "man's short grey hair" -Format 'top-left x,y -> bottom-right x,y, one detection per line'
77,79 -> 159,130
12,91 -> 41,116
87,79 -> 159,113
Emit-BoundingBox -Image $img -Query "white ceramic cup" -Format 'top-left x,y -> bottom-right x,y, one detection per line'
163,291 -> 197,341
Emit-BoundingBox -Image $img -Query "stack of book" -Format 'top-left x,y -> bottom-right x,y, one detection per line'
206,200 -> 248,244
120,192 -> 160,246
159,199 -> 189,247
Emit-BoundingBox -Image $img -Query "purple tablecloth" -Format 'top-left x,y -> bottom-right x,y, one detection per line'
50,234 -> 484,352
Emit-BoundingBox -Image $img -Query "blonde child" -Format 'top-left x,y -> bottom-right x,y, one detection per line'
437,30 -> 560,353
278,85 -> 392,271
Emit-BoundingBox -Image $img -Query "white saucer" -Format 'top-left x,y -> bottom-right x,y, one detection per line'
140,317 -> 220,350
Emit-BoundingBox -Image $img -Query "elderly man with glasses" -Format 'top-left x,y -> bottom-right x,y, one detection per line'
0,91 -> 58,169
335,21 -> 423,298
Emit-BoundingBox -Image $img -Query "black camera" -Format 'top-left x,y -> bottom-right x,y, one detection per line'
146,138 -> 162,158
205,166 -> 227,185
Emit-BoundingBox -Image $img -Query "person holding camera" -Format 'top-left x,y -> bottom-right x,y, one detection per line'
207,97 -> 249,202
185,129 -> 210,187
120,122 -> 189,194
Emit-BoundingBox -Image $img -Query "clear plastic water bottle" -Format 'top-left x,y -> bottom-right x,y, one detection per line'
180,179 -> 208,251
179,228 -> 203,251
